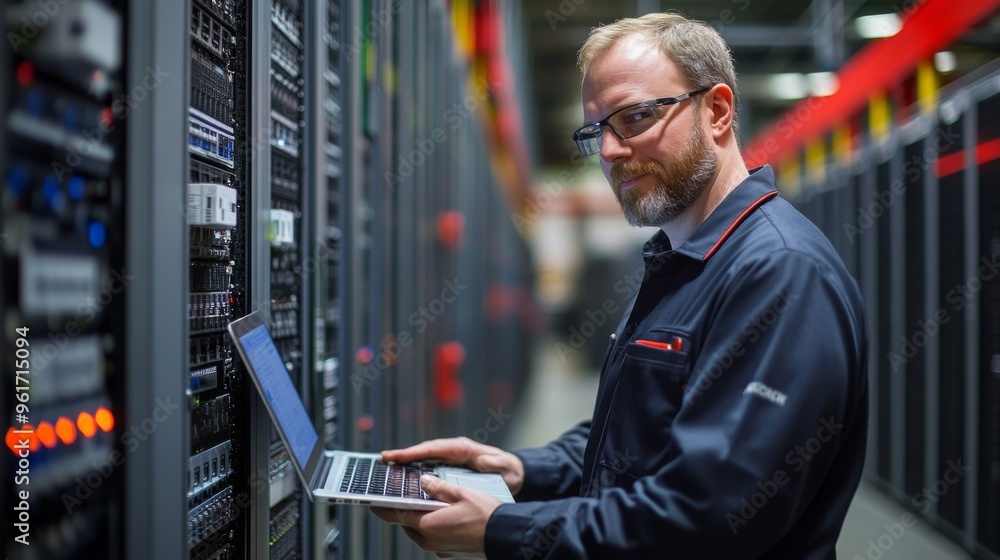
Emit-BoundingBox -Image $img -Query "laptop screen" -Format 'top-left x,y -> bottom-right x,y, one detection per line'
238,323 -> 318,469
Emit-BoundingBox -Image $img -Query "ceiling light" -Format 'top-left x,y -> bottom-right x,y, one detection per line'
807,72 -> 839,96
855,14 -> 902,39
768,73 -> 808,100
934,51 -> 957,73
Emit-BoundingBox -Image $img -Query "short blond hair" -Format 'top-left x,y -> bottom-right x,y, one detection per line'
578,12 -> 740,137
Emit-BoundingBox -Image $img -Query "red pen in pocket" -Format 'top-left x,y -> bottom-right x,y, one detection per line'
635,336 -> 684,351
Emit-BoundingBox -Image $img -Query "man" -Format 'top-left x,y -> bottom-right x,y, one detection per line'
373,12 -> 868,559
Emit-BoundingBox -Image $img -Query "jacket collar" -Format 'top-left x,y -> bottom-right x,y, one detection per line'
642,165 -> 779,266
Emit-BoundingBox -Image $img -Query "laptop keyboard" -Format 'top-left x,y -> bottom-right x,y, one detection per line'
340,457 -> 438,500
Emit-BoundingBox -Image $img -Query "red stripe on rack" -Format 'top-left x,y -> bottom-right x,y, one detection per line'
743,0 -> 1000,169
936,138 -> 1000,178
937,151 -> 966,178
978,137 -> 1000,167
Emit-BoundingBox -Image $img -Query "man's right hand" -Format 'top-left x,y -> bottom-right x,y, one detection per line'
380,437 -> 525,496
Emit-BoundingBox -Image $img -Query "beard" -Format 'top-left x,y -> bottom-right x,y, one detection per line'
610,121 -> 717,227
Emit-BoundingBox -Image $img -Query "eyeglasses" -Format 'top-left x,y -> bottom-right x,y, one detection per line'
572,88 -> 709,156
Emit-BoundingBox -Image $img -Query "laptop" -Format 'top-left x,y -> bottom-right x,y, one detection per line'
228,311 -> 515,510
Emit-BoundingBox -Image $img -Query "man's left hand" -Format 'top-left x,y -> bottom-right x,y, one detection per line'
371,474 -> 501,558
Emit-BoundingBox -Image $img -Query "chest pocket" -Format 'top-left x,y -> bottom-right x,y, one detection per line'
596,328 -> 691,488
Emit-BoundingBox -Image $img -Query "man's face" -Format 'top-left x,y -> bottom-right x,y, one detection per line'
581,35 -> 717,227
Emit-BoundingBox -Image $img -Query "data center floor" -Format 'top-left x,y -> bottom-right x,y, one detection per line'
504,335 -> 972,560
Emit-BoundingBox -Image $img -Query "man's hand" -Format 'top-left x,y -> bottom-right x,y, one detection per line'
380,437 -> 525,495
371,474 -> 501,558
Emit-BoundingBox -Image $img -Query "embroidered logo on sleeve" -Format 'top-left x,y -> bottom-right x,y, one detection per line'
743,382 -> 787,406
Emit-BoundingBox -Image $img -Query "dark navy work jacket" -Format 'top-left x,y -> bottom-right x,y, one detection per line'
484,166 -> 869,559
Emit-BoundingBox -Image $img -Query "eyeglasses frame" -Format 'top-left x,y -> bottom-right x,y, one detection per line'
571,88 -> 710,156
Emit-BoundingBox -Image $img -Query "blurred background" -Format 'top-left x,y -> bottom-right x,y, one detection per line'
1,0 -> 999,559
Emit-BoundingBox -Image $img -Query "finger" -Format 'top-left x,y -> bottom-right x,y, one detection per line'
379,439 -> 453,463
420,474 -> 462,504
474,453 -> 503,472
381,438 -> 477,464
476,454 -> 518,490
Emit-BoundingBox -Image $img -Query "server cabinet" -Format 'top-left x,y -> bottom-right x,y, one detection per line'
2,1 -> 128,558
265,1 -> 314,558
873,149 -> 902,488
186,1 -> 259,558
308,0 -> 347,557
902,130 -> 928,499
936,111 -> 969,533
800,63 -> 1000,558
5,1 -> 533,558
977,88 -> 1000,557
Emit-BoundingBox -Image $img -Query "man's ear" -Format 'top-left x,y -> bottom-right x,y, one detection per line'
705,84 -> 735,140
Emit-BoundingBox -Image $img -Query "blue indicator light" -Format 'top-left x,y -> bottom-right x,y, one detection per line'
27,90 -> 44,116
50,192 -> 65,213
43,176 -> 59,204
64,105 -> 79,129
68,177 -> 85,200
7,166 -> 28,196
88,222 -> 106,248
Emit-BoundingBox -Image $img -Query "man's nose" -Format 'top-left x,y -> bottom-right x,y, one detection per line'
599,130 -> 632,163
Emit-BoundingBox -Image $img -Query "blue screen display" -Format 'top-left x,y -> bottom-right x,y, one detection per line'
240,323 -> 318,469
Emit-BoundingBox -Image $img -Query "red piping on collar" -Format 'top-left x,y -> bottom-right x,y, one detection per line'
702,191 -> 779,262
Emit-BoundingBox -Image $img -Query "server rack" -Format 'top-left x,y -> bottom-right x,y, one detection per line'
976,86 -> 1000,557
5,1 -> 535,558
937,111 -> 969,534
308,0 -> 347,556
795,63 -> 1000,559
901,127 -> 927,500
333,1 -> 537,556
2,1 -> 128,558
265,1 -> 313,558
186,1 -> 250,558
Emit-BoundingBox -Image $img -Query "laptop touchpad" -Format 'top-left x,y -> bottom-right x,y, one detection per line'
445,473 -> 510,497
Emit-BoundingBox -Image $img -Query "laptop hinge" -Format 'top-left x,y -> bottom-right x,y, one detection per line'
312,454 -> 334,489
